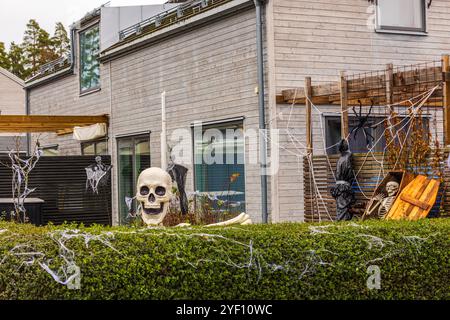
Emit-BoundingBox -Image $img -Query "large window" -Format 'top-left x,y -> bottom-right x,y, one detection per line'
377,0 -> 426,33
117,135 -> 151,224
81,139 -> 108,156
80,24 -> 100,93
193,121 -> 246,214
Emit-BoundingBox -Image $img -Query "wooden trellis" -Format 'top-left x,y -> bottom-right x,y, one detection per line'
278,55 -> 450,146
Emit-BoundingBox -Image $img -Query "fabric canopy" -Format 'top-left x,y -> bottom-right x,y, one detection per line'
73,123 -> 107,142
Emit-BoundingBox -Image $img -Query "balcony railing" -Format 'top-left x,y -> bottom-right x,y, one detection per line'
118,0 -> 230,41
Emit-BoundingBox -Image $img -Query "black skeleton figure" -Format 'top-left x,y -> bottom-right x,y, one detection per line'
350,100 -> 378,148
330,139 -> 355,221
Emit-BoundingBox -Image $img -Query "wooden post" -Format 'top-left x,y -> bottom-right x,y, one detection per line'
443,55 -> 450,146
385,63 -> 394,113
339,71 -> 349,139
305,77 -> 313,155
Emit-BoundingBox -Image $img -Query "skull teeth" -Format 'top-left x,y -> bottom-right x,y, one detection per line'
142,203 -> 164,215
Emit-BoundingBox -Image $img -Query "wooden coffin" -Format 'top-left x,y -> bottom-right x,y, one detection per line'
385,175 -> 440,221
363,171 -> 414,220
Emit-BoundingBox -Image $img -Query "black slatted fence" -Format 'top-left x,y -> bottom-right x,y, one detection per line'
0,156 -> 112,226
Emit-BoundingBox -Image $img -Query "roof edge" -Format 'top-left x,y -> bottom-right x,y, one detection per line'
100,0 -> 253,62
0,67 -> 25,87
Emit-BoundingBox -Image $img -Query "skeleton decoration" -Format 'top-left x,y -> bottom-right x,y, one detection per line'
367,181 -> 400,219
330,139 -> 355,221
378,181 -> 399,218
136,167 -> 173,226
136,167 -> 252,227
85,156 -> 112,194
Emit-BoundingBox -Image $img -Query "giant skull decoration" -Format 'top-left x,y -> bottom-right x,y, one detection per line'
136,167 -> 252,227
136,167 -> 173,226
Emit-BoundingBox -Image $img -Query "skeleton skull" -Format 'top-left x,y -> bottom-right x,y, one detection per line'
136,167 -> 173,226
386,181 -> 399,197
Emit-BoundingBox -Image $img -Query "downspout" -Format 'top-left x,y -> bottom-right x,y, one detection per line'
255,0 -> 268,223
25,90 -> 30,156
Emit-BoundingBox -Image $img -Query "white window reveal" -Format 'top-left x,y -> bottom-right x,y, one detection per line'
377,0 -> 426,34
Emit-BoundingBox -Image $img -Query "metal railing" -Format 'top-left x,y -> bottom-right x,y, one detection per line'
37,54 -> 71,75
118,0 -> 228,41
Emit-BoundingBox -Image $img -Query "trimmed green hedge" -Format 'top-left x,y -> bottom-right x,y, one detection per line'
0,219 -> 448,300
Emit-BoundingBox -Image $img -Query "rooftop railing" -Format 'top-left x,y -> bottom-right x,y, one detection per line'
118,0 -> 229,41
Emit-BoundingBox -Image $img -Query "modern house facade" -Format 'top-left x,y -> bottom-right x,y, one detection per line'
25,0 -> 450,225
0,67 -> 25,152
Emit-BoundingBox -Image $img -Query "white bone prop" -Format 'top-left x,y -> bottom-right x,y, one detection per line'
136,167 -> 173,226
204,213 -> 252,227
136,167 -> 252,227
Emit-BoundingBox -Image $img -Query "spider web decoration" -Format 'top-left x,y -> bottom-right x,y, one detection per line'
85,156 -> 112,194
262,71 -> 441,222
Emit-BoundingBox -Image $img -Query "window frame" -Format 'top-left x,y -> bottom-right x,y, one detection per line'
191,119 -> 246,213
116,133 -> 151,224
78,23 -> 101,95
81,138 -> 108,156
376,0 -> 427,35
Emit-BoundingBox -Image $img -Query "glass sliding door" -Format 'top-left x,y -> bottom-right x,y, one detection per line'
117,135 -> 150,224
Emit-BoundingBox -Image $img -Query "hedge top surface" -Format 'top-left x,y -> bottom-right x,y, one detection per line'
0,219 -> 448,300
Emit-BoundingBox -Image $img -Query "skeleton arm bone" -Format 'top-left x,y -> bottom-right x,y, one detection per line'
174,213 -> 252,228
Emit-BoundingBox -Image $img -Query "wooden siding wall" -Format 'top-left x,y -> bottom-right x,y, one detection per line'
272,0 -> 450,222
273,0 -> 450,91
108,7 -> 264,223
0,71 -> 25,144
0,72 -> 24,115
28,17 -> 111,155
303,153 -> 449,222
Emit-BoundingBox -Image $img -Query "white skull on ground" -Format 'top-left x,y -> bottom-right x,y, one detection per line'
136,167 -> 172,226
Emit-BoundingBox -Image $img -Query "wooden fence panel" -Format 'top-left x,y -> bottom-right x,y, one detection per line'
0,156 -> 112,226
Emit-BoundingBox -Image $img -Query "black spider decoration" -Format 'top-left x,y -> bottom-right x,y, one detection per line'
350,100 -> 378,148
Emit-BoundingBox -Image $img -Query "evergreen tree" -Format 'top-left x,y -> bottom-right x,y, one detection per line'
38,27 -> 58,66
52,22 -> 70,57
0,42 -> 11,70
22,19 -> 58,76
22,19 -> 43,74
8,42 -> 28,79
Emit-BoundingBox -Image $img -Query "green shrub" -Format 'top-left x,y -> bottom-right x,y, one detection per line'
0,219 -> 448,300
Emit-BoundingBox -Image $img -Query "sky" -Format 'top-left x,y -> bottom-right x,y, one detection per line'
0,0 -> 163,48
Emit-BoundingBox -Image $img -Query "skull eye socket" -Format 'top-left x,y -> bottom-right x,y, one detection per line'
140,186 -> 150,196
155,186 -> 166,196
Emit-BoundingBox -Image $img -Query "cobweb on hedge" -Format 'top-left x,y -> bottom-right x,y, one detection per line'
0,229 -> 119,289
0,225 -> 441,288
